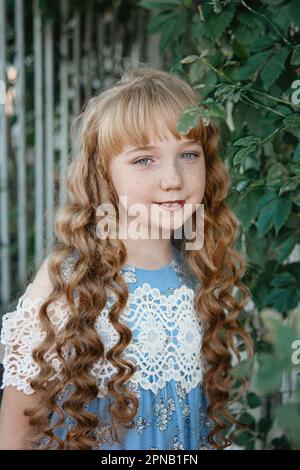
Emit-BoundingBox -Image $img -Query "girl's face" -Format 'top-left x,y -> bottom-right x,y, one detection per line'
108,128 -> 206,239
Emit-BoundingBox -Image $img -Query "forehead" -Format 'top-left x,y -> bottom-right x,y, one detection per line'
118,117 -> 203,152
123,137 -> 202,156
99,97 -> 205,167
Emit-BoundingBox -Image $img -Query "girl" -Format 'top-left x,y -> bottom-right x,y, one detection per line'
0,67 -> 253,450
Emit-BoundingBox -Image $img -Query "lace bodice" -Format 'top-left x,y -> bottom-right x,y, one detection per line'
0,248 -> 204,398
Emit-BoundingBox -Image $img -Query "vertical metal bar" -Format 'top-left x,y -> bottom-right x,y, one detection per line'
59,0 -> 69,204
97,13 -> 104,86
146,10 -> 163,69
15,0 -> 27,285
111,6 -> 116,74
0,0 -> 10,304
83,3 -> 92,101
73,10 -> 80,118
33,0 -> 44,267
44,18 -> 54,255
72,9 -> 80,160
114,23 -> 124,76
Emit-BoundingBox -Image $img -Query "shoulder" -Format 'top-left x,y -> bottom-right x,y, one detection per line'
0,252 -> 77,395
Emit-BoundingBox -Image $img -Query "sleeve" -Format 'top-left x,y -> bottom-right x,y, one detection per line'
0,253 -> 76,395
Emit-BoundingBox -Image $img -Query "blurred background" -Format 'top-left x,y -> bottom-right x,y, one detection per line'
0,0 -> 300,450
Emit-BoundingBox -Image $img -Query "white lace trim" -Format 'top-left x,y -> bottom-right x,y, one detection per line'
92,283 -> 204,396
1,272 -> 203,397
0,286 -> 71,395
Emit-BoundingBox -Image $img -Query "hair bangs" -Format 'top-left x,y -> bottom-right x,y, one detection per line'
97,84 -> 207,167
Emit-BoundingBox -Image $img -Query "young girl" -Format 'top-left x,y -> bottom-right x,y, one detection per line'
0,67 -> 253,450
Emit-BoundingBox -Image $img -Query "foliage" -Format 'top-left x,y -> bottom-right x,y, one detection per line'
137,0 -> 300,449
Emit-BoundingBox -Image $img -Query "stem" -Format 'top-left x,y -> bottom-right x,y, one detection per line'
201,59 -> 296,116
260,125 -> 286,144
239,0 -> 293,48
250,89 -> 300,111
241,95 -> 286,118
202,58 -> 234,84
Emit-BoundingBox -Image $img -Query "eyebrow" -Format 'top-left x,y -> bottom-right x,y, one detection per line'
125,140 -> 202,156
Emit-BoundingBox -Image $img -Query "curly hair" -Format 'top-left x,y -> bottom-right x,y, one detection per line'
23,67 -> 253,450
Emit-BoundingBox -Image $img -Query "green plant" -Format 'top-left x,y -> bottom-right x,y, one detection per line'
137,0 -> 300,449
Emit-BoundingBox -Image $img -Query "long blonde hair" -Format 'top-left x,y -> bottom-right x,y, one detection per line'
24,67 -> 253,449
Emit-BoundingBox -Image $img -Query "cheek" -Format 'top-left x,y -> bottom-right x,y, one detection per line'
126,178 -> 155,203
186,166 -> 206,197
112,178 -> 155,210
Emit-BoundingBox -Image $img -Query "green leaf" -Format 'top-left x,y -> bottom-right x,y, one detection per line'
203,7 -> 235,40
232,188 -> 263,230
233,145 -> 257,167
206,102 -> 227,120
265,286 -> 298,313
256,352 -> 284,393
159,19 -> 177,53
271,2 -> 291,30
267,162 -> 288,187
188,59 -> 206,84
257,196 -> 292,236
261,1 -> 286,7
272,323 -> 299,361
283,114 -> 300,138
147,11 -> 177,34
276,233 -> 299,263
245,229 -> 268,269
260,47 -> 289,91
291,45 -> 300,66
237,11 -> 262,29
293,187 -> 300,206
235,51 -> 272,81
257,204 -> 274,236
162,12 -> 187,53
270,271 -> 297,287
273,198 -> 292,234
257,191 -> 277,210
258,417 -> 273,435
276,403 -> 300,449
279,177 -> 300,195
294,143 -> 300,161
230,358 -> 253,379
233,135 -> 262,147
240,412 -> 256,429
137,0 -> 180,10
215,83 -> 240,102
247,392 -> 261,409
288,162 -> 300,175
180,55 -> 199,64
176,106 -> 204,134
289,0 -> 300,28
251,35 -> 274,53
235,431 -> 254,447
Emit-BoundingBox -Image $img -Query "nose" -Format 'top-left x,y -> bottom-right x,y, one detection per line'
160,160 -> 183,191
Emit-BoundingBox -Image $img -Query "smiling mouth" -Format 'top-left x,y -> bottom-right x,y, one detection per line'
153,200 -> 185,210
154,200 -> 185,207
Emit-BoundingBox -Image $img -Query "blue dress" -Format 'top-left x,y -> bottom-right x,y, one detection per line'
1,245 -> 213,450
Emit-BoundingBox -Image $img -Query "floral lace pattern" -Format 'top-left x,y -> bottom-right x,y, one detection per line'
0,289 -> 71,394
1,248 -> 204,399
0,248 -> 214,450
91,282 -> 204,396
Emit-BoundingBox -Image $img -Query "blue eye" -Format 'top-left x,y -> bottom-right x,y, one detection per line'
180,152 -> 199,160
133,152 -> 199,166
133,157 -> 152,166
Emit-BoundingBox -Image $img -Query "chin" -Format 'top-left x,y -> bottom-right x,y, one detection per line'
151,220 -> 185,236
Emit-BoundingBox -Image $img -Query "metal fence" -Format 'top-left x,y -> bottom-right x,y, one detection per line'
0,0 -> 164,309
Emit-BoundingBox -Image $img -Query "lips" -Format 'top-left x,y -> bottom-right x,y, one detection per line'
153,200 -> 185,212
154,200 -> 185,206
